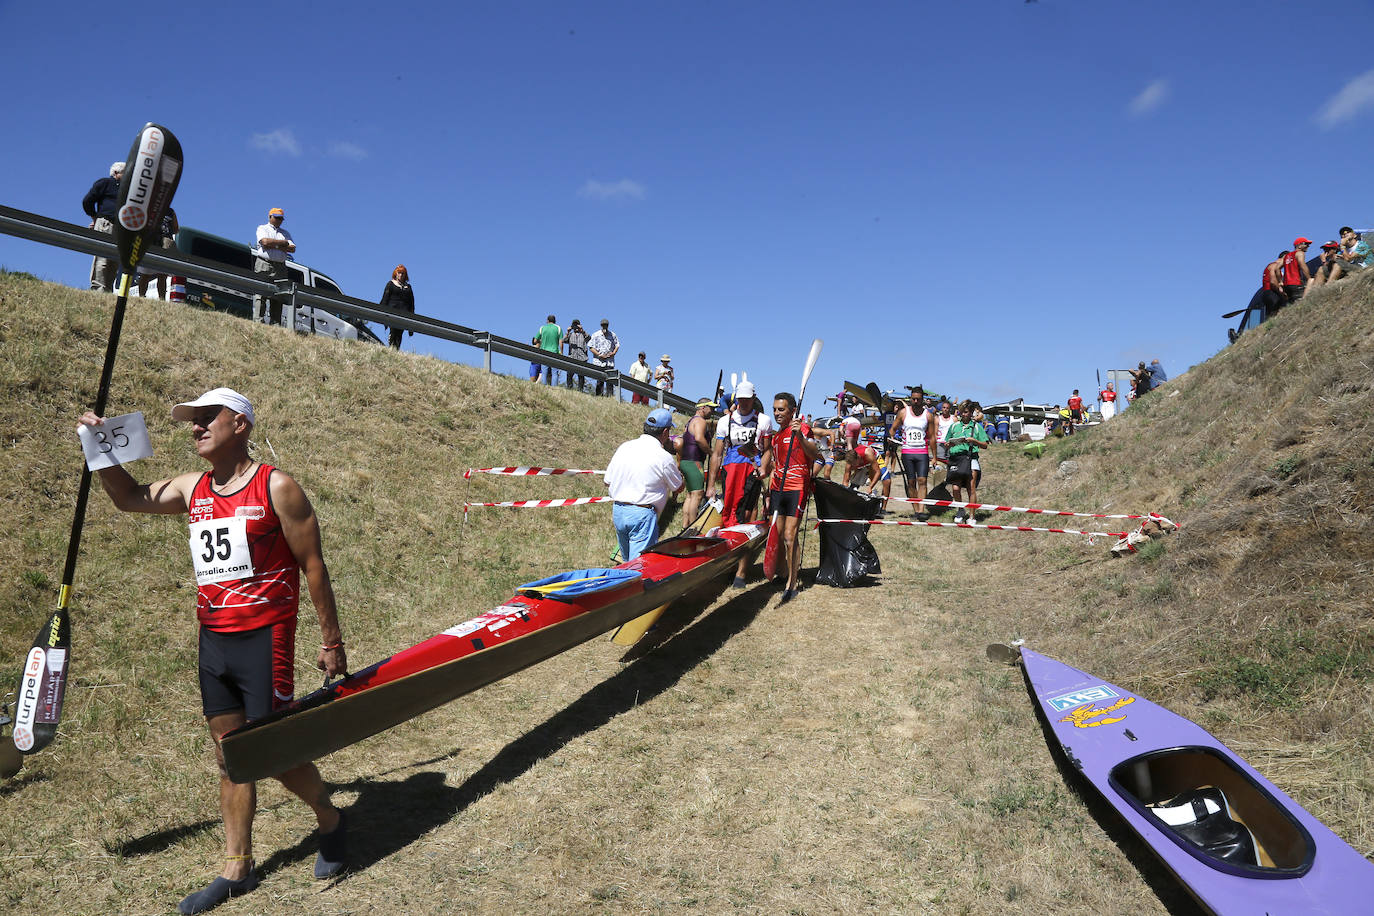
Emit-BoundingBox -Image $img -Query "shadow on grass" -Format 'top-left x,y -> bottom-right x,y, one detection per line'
1017,663 -> 1208,916
252,581 -> 774,880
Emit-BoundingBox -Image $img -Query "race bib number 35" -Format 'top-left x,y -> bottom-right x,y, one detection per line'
188,517 -> 254,586
78,411 -> 154,471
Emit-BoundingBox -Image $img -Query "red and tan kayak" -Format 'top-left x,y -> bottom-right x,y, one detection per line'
221,521 -> 766,783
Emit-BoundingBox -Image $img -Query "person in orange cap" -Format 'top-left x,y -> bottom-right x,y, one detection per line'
253,208 -> 295,325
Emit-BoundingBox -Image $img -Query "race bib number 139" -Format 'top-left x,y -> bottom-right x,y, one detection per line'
188,517 -> 254,586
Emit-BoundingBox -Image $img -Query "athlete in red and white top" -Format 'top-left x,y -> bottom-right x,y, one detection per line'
79,387 -> 348,910
1099,382 -> 1117,421
890,389 -> 935,518
762,392 -> 821,603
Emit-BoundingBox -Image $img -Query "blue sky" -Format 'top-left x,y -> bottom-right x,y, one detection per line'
3,1 -> 1372,412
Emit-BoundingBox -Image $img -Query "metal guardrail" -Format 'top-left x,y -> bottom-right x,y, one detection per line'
1,204 -> 696,413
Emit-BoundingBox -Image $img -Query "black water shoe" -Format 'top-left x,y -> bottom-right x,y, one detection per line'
177,873 -> 259,914
731,576 -> 747,589
315,811 -> 348,879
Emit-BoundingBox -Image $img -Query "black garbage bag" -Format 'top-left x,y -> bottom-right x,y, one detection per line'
813,478 -> 881,587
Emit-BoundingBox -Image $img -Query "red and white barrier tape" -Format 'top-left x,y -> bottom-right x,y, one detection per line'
464,466 -> 604,479
464,496 -> 613,509
815,518 -> 1126,540
884,497 -> 1176,526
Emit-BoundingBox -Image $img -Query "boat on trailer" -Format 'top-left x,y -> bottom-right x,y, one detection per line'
222,521 -> 766,783
1007,646 -> 1374,915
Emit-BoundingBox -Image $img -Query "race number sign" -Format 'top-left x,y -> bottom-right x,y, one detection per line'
77,412 -> 153,471
188,517 -> 254,586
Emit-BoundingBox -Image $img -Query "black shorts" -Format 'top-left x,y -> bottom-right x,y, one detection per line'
198,620 -> 296,719
767,488 -> 808,519
901,453 -> 930,480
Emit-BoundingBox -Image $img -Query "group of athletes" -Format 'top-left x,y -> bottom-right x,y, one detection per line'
666,383 -> 996,601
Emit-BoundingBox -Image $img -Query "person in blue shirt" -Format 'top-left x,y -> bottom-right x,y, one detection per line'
1148,359 -> 1168,390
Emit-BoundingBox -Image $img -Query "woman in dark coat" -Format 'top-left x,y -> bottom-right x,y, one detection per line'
379,265 -> 415,349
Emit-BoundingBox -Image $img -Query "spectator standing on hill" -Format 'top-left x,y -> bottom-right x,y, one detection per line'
680,398 -> 714,521
1099,382 -> 1117,421
536,315 -> 562,386
82,161 -> 124,293
253,209 -> 295,326
137,206 -> 179,299
934,401 -> 955,469
562,320 -> 590,390
628,352 -> 652,404
1068,390 -> 1084,425
944,400 -> 990,523
654,354 -> 675,394
1281,239 -> 1312,304
528,336 -> 542,381
78,388 -> 349,914
764,393 -> 821,603
589,319 -> 620,396
890,388 -> 936,520
379,265 -> 414,350
604,408 -> 684,561
1148,359 -> 1168,390
707,380 -> 774,587
1128,362 -> 1150,401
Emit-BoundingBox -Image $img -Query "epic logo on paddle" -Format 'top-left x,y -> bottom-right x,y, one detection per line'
12,647 -> 45,751
118,126 -> 165,232
1047,684 -> 1120,712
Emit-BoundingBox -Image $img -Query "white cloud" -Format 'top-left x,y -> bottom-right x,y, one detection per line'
250,128 -> 302,157
327,141 -> 369,161
578,179 -> 646,201
1315,69 -> 1374,129
1128,79 -> 1169,116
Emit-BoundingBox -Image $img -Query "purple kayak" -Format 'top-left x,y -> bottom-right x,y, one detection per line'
1015,646 -> 1374,915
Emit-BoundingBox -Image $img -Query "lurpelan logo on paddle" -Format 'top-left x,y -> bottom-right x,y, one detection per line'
1047,685 -> 1120,712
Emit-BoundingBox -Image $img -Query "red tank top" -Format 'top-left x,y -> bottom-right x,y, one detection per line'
1068,396 -> 1083,411
1262,263 -> 1273,290
188,465 -> 299,631
1281,251 -> 1302,285
770,426 -> 813,493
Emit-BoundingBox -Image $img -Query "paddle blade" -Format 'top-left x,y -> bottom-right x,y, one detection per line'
13,608 -> 71,755
111,123 -> 184,275
798,339 -> 823,404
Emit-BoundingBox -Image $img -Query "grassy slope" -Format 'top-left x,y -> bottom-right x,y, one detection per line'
0,271 -> 1370,914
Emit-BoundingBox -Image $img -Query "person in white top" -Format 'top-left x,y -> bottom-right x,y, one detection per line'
653,354 -> 675,393
604,408 -> 685,560
629,352 -> 653,404
253,207 -> 295,325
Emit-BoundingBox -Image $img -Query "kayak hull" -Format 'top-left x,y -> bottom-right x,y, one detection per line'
222,523 -> 765,782
1020,648 -> 1374,915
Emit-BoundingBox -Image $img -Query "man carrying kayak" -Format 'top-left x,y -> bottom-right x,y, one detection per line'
78,388 -> 348,914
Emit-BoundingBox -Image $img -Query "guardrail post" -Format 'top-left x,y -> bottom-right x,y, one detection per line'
484,337 -> 492,373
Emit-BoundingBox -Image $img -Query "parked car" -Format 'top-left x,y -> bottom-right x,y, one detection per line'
173,226 -> 381,343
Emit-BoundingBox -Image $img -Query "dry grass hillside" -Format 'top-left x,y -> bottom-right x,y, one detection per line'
0,269 -> 1371,915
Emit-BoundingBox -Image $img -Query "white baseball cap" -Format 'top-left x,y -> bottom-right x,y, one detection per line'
735,380 -> 755,399
172,388 -> 255,426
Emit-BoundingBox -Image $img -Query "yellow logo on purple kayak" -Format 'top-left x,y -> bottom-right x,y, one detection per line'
1047,685 -> 1120,712
1059,696 -> 1135,728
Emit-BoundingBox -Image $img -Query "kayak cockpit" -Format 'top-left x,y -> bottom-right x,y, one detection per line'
517,568 -> 643,601
1109,747 -> 1316,878
641,536 -> 729,559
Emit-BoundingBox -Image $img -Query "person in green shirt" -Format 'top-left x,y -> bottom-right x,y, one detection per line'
536,315 -> 562,385
943,400 -> 990,523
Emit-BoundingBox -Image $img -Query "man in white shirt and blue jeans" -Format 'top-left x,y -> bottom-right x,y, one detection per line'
604,408 -> 684,560
253,208 -> 295,325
